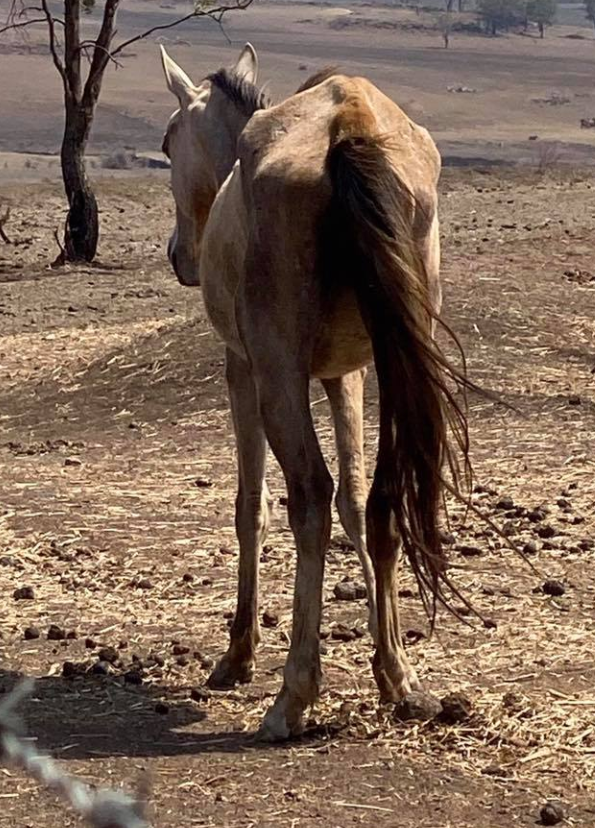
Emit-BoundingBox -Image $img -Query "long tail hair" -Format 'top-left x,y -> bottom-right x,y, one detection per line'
324,122 -> 472,624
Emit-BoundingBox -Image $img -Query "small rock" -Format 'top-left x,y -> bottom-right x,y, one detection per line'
482,764 -> 510,777
90,661 -> 109,676
456,544 -> 483,557
398,588 -> 415,599
394,691 -> 442,722
137,578 -> 153,590
579,539 -> 594,551
528,508 -> 546,523
537,524 -> 556,539
319,626 -> 331,640
172,644 -> 190,656
404,628 -> 426,644
62,661 -> 86,678
194,478 -> 213,488
97,646 -> 118,664
147,652 -> 165,668
439,530 -> 456,545
64,457 -> 82,467
501,521 -> 516,537
438,692 -> 473,724
542,580 -> 565,597
331,623 -> 357,642
191,686 -> 211,702
176,656 -> 189,667
24,626 -> 40,640
14,586 -> 35,600
568,395 -> 581,406
333,581 -> 367,601
84,637 -> 97,649
182,573 -> 194,583
496,497 -> 514,510
556,498 -> 571,509
195,653 -> 214,669
154,702 -> 169,715
47,624 -> 66,641
523,540 -> 539,555
124,669 -> 143,685
262,610 -> 279,628
483,618 -> 498,629
66,630 -> 77,640
279,495 -> 288,506
539,801 -> 565,825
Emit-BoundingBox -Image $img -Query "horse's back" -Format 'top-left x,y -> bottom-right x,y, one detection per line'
200,74 -> 441,376
240,74 -> 440,203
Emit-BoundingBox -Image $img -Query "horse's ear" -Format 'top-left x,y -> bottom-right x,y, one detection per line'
234,43 -> 258,84
160,45 -> 195,108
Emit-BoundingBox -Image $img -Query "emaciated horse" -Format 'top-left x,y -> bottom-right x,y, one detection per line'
160,44 -> 470,741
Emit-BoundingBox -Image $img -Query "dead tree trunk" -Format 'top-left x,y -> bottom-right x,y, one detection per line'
61,101 -> 98,261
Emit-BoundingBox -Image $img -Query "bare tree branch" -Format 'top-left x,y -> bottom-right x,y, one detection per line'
78,39 -> 123,69
111,0 -> 253,58
0,16 -> 45,35
82,0 -> 120,107
40,0 -> 67,87
64,0 -> 82,100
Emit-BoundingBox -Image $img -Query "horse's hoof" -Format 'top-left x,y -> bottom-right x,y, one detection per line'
255,702 -> 304,743
207,657 -> 254,689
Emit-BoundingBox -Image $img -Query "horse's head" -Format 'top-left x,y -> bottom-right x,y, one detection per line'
160,44 -> 259,286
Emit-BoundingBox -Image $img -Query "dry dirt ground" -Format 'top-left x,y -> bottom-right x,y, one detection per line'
0,167 -> 594,827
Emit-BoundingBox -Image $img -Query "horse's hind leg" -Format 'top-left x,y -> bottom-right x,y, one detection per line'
321,369 -> 377,641
367,481 -> 421,701
208,349 -> 269,688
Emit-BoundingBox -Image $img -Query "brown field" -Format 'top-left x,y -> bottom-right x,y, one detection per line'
1,1 -> 595,826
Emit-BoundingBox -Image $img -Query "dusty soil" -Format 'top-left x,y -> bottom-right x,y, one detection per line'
0,167 -> 594,827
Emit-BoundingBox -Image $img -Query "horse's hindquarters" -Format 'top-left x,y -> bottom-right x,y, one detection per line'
311,285 -> 372,379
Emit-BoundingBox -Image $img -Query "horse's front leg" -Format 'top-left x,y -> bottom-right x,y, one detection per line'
208,348 -> 270,688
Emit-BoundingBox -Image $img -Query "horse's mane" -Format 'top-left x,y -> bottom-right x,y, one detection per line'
206,68 -> 270,117
295,66 -> 340,95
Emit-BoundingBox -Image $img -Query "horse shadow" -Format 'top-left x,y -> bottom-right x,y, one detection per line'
0,666 -> 266,761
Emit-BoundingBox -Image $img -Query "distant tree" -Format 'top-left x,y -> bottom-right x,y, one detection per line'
526,0 -> 557,36
478,0 -> 525,34
585,0 -> 595,31
0,0 -> 251,263
434,11 -> 453,46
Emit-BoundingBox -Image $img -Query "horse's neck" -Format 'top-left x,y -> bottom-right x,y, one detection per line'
210,107 -> 250,192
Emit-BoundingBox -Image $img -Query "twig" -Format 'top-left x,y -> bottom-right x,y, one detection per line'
51,227 -> 67,267
0,681 -> 151,828
0,207 -> 12,244
40,0 -> 67,86
111,0 -> 252,57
